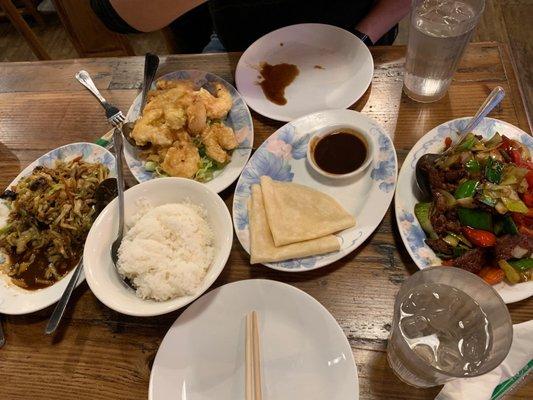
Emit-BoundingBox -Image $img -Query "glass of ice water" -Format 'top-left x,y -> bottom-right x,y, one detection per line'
403,0 -> 485,102
387,267 -> 512,388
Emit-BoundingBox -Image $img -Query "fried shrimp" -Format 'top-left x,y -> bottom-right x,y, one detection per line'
186,99 -> 207,135
195,83 -> 232,119
201,122 -> 238,164
160,133 -> 200,178
131,108 -> 175,147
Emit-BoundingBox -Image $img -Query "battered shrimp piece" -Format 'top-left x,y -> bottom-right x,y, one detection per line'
186,99 -> 207,135
131,108 -> 175,146
156,79 -> 195,91
201,122 -> 238,164
160,135 -> 200,178
195,83 -> 232,119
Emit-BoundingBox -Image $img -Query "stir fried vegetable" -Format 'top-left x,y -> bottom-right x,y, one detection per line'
0,158 -> 109,289
415,132 -> 533,285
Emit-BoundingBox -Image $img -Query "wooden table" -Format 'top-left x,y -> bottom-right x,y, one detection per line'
0,42 -> 531,400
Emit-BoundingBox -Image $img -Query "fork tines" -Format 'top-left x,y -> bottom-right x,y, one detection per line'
109,111 -> 125,127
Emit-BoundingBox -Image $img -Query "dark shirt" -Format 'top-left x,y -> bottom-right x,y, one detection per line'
91,0 -> 397,53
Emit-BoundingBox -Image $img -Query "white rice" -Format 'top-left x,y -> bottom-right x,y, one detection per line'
117,200 -> 215,301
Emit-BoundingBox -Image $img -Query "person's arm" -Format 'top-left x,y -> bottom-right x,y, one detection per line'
355,0 -> 411,44
107,0 -> 206,32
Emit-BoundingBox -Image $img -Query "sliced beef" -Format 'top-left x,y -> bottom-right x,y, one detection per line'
430,202 -> 462,235
494,234 -> 533,260
426,238 -> 454,256
452,248 -> 487,274
419,157 -> 466,194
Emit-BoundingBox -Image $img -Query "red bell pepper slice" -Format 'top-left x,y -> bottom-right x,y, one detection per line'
462,227 -> 497,247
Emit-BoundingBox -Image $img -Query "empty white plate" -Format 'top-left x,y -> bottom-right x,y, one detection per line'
149,279 -> 358,400
235,23 -> 374,122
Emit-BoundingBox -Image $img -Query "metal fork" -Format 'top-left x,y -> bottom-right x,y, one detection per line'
75,70 -> 125,127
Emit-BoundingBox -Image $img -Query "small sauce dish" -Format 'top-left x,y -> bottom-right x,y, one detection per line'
307,128 -> 373,180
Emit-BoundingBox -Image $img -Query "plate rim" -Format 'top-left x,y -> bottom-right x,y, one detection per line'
232,109 -> 398,272
235,23 -> 374,122
148,278 -> 359,400
123,69 -> 254,193
394,117 -> 533,304
0,142 -> 116,315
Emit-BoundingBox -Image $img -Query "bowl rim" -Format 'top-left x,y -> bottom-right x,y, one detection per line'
306,127 -> 374,180
83,177 -> 233,317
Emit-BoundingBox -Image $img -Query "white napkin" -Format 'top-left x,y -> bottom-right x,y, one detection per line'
436,320 -> 533,400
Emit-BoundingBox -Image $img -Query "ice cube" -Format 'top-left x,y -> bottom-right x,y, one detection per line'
400,315 -> 430,338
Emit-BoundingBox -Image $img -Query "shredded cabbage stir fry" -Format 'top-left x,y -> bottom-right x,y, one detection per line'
0,157 -> 109,289
416,133 -> 533,285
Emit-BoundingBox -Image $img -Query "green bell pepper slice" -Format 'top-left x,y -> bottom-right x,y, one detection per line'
502,215 -> 519,235
508,259 -> 533,272
465,159 -> 481,174
454,180 -> 479,199
457,207 -> 493,231
485,157 -> 503,184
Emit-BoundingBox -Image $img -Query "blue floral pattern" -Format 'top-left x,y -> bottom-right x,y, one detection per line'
122,70 -> 254,193
233,111 -> 397,272
370,126 -> 397,193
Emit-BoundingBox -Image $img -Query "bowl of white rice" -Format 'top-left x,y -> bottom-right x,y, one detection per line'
83,177 -> 233,316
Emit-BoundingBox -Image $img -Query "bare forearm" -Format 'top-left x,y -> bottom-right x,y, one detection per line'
109,0 -> 206,32
355,0 -> 411,43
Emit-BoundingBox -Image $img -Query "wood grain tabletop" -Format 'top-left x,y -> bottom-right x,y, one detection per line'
0,42 -> 531,400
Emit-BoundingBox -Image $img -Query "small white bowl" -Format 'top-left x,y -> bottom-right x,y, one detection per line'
83,177 -> 233,317
307,128 -> 374,180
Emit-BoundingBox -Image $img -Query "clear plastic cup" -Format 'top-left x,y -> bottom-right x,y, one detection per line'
387,266 -> 512,388
403,0 -> 485,102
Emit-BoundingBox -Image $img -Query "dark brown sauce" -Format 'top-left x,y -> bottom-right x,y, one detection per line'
258,62 -> 299,105
314,65 -> 325,70
312,130 -> 367,175
8,248 -> 80,290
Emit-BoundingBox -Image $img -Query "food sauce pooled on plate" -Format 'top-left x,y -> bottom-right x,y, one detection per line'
312,130 -> 368,175
258,62 -> 299,105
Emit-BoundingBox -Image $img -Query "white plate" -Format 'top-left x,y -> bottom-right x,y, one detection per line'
0,143 -> 116,315
395,117 -> 533,304
233,109 -> 397,272
235,23 -> 374,122
83,178 -> 233,317
149,279 -> 358,400
124,70 -> 254,193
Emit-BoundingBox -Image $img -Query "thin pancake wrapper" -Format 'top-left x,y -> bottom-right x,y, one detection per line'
249,184 -> 340,264
260,176 -> 356,246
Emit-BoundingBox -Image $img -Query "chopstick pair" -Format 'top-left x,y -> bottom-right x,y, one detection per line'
245,311 -> 262,400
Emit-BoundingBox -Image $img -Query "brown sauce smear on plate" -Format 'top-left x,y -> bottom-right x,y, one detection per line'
7,249 -> 80,290
258,62 -> 299,105
312,130 -> 367,174
314,65 -> 325,70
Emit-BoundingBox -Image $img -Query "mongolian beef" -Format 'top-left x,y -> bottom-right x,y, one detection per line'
416,132 -> 533,285
0,158 -> 109,289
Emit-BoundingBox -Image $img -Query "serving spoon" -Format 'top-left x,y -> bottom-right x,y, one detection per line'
44,177 -> 119,335
122,53 -> 160,150
415,86 -> 506,199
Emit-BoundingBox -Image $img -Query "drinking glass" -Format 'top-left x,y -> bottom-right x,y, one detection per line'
387,267 -> 512,388
403,0 -> 485,102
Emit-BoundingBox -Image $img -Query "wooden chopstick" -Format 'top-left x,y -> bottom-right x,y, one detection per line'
245,313 -> 253,400
252,311 -> 263,400
245,311 -> 263,400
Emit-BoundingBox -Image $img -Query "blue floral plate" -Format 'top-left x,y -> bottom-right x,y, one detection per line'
123,70 -> 254,193
0,143 -> 115,315
395,117 -> 533,304
233,109 -> 397,272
